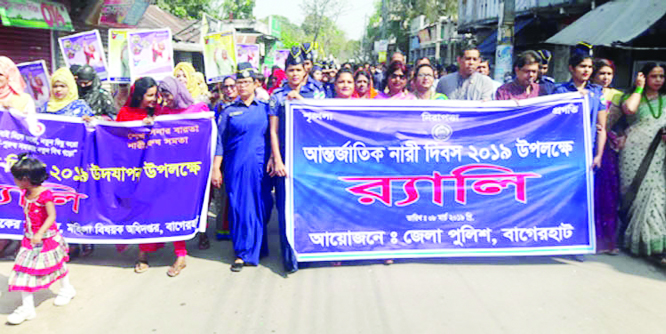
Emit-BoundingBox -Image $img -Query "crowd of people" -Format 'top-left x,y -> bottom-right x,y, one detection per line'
1,40 -> 665,324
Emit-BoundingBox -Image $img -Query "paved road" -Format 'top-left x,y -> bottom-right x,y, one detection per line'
2,219 -> 666,333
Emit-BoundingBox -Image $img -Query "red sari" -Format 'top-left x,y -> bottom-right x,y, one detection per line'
115,104 -> 187,257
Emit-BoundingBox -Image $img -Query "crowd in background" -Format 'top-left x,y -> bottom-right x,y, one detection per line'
1,39 -> 665,282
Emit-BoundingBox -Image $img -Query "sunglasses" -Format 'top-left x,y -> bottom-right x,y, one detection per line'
391,74 -> 406,80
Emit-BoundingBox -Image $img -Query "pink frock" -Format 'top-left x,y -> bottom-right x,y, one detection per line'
8,189 -> 69,292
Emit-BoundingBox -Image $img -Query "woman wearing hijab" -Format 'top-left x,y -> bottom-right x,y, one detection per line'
76,65 -> 117,120
174,62 -> 203,100
0,56 -> 35,114
42,68 -> 94,117
41,68 -> 94,258
193,72 -> 211,105
267,68 -> 286,95
158,76 -> 212,250
0,56 -> 37,257
157,76 -> 209,115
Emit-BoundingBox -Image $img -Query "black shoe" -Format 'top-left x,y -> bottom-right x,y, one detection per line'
230,262 -> 243,272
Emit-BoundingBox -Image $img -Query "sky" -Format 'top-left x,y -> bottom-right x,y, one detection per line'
254,0 -> 377,41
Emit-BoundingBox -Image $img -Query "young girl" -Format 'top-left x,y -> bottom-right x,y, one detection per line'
7,153 -> 75,325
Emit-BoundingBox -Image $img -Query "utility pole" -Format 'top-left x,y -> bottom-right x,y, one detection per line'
381,0 -> 387,40
494,0 -> 515,82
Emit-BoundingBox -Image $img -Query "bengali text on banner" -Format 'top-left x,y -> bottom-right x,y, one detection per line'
286,93 -> 595,261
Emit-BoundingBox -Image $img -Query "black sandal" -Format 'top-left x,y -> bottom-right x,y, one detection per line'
198,233 -> 210,250
81,244 -> 95,257
68,245 -> 81,259
230,261 -> 244,272
0,240 -> 13,258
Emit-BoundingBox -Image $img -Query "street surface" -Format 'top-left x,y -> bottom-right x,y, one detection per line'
2,215 -> 666,334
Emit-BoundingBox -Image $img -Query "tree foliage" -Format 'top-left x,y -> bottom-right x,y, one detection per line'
300,0 -> 348,44
219,0 -> 255,20
157,0 -> 255,20
364,0 -> 458,56
156,0 -> 211,20
271,4 -> 359,62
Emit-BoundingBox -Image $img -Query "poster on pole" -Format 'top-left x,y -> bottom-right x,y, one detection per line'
203,30 -> 237,84
107,29 -> 131,83
274,49 -> 290,70
236,44 -> 260,71
58,30 -> 109,80
16,60 -> 50,113
127,28 -> 174,81
286,94 -> 595,262
236,44 -> 261,70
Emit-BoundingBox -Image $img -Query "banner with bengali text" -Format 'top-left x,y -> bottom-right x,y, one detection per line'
286,93 -> 595,261
0,110 -> 215,243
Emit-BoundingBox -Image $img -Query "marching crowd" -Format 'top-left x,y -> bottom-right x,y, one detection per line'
1,39 -> 665,324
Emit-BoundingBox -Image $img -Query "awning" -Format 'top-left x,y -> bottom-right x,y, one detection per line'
0,0 -> 73,31
478,18 -> 534,54
546,0 -> 666,47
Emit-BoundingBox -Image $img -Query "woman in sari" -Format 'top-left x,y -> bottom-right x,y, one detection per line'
377,61 -> 416,100
353,69 -> 378,99
333,68 -> 355,99
42,68 -> 94,118
619,63 -> 666,261
591,59 -> 622,254
116,77 -> 158,122
413,64 -> 448,100
117,77 -> 189,276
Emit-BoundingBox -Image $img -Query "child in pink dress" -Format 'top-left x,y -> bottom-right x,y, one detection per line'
6,153 -> 76,325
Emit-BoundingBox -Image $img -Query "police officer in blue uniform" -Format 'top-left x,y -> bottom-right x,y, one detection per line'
213,62 -> 273,272
301,42 -> 324,90
537,49 -> 556,94
268,46 -> 325,274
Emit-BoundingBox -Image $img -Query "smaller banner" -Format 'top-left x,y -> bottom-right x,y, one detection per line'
274,49 -> 290,70
0,0 -> 73,31
16,60 -> 50,113
236,44 -> 260,71
58,30 -> 109,80
99,0 -> 151,28
127,28 -> 174,81
203,30 -> 237,84
107,29 -> 131,83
